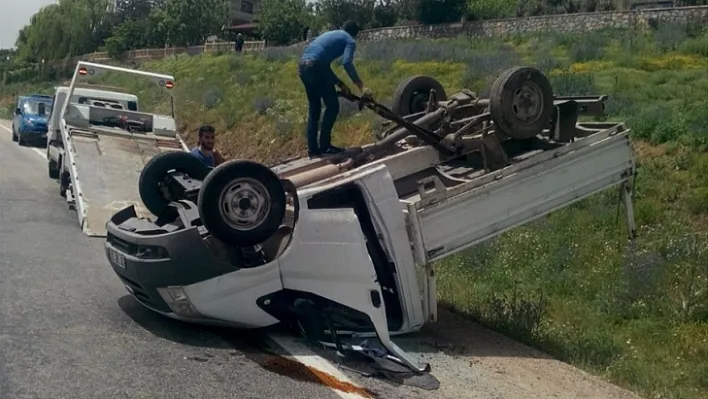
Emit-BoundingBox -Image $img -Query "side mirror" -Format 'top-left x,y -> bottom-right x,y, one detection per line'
15,107 -> 21,115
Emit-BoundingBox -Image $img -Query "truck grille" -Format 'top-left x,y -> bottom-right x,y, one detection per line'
107,233 -> 138,256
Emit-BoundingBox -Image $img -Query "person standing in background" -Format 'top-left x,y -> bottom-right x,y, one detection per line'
235,33 -> 245,53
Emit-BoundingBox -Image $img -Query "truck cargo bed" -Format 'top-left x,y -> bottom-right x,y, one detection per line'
404,122 -> 635,265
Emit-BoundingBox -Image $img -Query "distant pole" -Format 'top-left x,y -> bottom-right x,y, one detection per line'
2,56 -> 9,85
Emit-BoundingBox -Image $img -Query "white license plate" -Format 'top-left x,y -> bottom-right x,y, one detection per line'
108,248 -> 127,269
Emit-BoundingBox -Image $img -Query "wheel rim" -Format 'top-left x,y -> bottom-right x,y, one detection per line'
218,177 -> 271,232
510,81 -> 544,123
409,90 -> 430,114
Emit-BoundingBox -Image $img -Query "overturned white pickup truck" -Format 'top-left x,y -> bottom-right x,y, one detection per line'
46,61 -> 187,236
105,67 -> 636,373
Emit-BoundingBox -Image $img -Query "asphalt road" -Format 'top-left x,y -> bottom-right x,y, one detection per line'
0,120 -> 343,399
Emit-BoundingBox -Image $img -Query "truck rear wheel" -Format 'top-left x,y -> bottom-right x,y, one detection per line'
139,151 -> 211,217
198,160 -> 286,247
59,171 -> 70,198
489,67 -> 554,140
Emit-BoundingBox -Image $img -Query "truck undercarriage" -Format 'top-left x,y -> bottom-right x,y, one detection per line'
104,66 -> 637,376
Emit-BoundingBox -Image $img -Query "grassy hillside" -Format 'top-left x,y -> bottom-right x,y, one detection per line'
2,24 -> 707,399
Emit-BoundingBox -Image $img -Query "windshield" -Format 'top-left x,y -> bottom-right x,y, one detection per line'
23,100 -> 52,117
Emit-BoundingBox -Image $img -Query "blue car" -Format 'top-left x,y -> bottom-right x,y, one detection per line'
12,94 -> 53,147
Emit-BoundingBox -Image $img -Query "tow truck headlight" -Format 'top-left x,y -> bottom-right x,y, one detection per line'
156,286 -> 202,318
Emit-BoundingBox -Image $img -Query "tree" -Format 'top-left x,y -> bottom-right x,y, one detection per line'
413,0 -> 467,25
161,0 -> 228,46
14,0 -> 114,63
257,0 -> 310,45
371,1 -> 398,28
317,0 -> 376,29
466,0 -> 517,20
104,0 -> 170,57
114,0 -> 165,23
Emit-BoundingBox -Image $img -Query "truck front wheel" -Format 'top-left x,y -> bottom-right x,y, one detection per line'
198,160 -> 286,247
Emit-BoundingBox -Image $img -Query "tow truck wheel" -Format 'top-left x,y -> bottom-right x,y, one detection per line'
198,160 -> 286,247
392,75 -> 448,116
139,151 -> 211,216
489,67 -> 554,140
48,159 -> 60,179
59,171 -> 69,198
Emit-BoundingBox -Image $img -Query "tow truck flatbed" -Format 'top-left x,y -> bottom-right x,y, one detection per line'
46,61 -> 185,237
69,128 -> 184,235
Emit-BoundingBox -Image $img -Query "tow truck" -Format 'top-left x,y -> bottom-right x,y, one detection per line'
105,67 -> 637,374
46,61 -> 188,236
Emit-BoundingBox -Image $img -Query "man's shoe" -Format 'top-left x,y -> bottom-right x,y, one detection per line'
322,146 -> 345,154
308,151 -> 321,159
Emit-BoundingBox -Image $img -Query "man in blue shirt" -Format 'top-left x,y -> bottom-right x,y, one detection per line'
299,20 -> 371,158
190,125 -> 225,168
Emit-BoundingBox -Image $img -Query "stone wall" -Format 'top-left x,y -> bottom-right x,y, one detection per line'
358,6 -> 708,41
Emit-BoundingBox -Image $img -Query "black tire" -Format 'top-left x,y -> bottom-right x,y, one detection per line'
11,126 -> 17,142
59,171 -> 69,198
392,75 -> 448,116
489,67 -> 554,140
48,159 -> 60,179
198,160 -> 286,247
139,151 -> 211,217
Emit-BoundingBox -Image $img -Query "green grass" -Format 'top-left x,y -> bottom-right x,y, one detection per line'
2,23 -> 707,399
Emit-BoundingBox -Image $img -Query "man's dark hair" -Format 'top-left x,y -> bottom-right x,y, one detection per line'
342,20 -> 360,38
198,125 -> 215,138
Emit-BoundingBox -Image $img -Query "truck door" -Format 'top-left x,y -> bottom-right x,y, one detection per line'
278,207 -> 390,336
277,170 -> 428,372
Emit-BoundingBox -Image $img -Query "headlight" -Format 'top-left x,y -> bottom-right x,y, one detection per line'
156,286 -> 202,318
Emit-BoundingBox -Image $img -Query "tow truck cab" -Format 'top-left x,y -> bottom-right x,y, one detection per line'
47,86 -> 140,155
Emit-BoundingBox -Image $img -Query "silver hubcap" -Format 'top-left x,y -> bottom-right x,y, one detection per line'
511,82 -> 543,123
218,178 -> 270,231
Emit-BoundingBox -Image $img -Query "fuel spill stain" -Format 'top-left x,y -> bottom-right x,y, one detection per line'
260,355 -> 376,398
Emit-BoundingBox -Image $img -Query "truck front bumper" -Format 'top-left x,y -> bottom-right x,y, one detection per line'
105,206 -> 240,320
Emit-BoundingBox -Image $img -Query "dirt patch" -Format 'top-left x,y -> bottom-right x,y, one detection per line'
387,307 -> 645,399
633,140 -> 666,159
307,308 -> 645,399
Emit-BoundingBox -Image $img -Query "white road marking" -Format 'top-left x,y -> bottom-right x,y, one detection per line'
267,333 -> 368,398
0,119 -> 369,398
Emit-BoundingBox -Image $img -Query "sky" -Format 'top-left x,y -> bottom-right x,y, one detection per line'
1,0 -> 57,49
